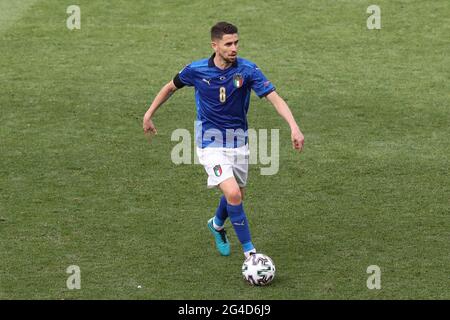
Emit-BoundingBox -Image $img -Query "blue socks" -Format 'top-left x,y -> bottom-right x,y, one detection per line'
227,202 -> 254,252
213,195 -> 228,228
213,196 -> 255,253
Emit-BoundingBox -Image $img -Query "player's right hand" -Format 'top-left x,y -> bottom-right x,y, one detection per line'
143,117 -> 157,135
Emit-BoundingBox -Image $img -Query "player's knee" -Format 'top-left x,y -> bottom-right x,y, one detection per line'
226,189 -> 242,205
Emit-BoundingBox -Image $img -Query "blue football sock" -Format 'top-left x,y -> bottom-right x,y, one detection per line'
227,202 -> 254,252
213,195 -> 228,227
242,242 -> 255,253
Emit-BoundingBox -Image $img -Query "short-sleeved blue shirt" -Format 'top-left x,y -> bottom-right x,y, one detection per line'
173,54 -> 275,148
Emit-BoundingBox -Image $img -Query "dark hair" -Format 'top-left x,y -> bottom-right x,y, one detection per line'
211,22 -> 238,40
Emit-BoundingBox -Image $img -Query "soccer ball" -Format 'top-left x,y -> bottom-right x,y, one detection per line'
242,253 -> 276,286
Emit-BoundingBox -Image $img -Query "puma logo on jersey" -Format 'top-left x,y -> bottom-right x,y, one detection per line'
202,78 -> 211,85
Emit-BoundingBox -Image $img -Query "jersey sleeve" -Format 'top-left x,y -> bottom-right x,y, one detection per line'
249,66 -> 276,98
173,64 -> 195,88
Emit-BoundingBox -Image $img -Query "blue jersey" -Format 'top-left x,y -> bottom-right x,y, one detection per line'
173,54 -> 275,148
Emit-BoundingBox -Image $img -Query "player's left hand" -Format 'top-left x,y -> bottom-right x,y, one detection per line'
291,127 -> 304,152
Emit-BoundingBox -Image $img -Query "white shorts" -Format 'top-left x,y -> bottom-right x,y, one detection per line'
197,144 -> 249,189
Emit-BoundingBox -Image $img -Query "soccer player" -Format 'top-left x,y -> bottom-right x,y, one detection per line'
143,22 -> 304,258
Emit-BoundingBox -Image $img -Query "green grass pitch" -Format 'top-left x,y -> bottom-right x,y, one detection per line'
1,0 -> 449,299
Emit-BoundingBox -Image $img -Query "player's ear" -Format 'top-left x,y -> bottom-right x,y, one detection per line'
211,40 -> 217,50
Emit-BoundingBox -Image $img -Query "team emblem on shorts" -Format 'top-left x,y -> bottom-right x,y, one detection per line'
213,165 -> 222,177
233,73 -> 244,88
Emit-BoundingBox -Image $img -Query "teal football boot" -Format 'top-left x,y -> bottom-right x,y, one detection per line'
207,218 -> 231,256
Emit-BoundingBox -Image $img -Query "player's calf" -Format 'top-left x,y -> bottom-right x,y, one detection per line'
227,202 -> 256,257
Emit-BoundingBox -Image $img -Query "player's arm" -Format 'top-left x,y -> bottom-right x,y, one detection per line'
143,80 -> 178,134
265,91 -> 305,151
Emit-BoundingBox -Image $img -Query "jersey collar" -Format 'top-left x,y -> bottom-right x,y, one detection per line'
208,53 -> 238,69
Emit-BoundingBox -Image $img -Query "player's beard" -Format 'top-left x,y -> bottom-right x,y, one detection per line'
227,55 -> 237,63
220,52 -> 237,64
